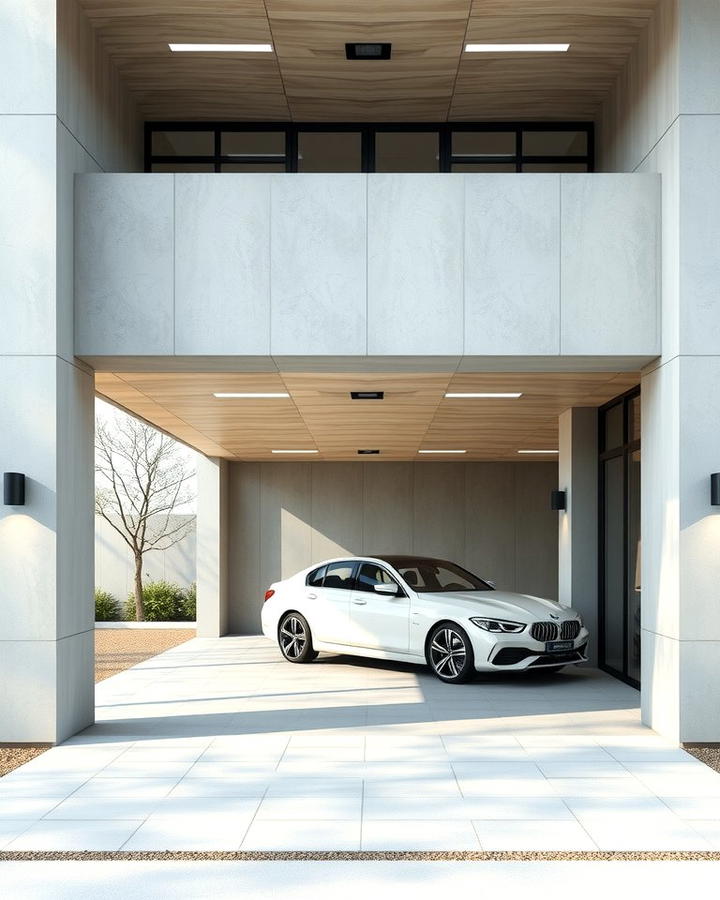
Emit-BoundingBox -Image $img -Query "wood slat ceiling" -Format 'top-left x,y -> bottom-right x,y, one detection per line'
95,370 -> 640,461
79,0 -> 658,121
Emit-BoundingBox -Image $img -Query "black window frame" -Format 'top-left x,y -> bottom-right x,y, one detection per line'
598,385 -> 641,690
306,565 -> 327,588
145,121 -> 594,174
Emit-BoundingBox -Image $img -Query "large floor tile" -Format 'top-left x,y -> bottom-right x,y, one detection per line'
361,820 -> 480,850
122,812 -> 256,851
6,820 -> 142,851
0,797 -> 63,820
472,820 -> 597,851
255,796 -> 361,820
71,777 -> 180,799
660,796 -> 720,819
241,820 -> 361,851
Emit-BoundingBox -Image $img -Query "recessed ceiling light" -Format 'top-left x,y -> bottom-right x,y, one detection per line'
418,449 -> 467,454
465,43 -> 570,53
168,43 -> 273,53
445,392 -> 523,399
271,449 -> 318,454
350,391 -> 384,400
345,42 -> 391,60
214,392 -> 289,399
357,449 -> 380,455
518,449 -> 559,454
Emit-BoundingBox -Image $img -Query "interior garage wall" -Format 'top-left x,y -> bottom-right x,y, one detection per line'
228,462 -> 558,635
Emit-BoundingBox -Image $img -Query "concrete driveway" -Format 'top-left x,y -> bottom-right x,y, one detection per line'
1,636 -> 720,852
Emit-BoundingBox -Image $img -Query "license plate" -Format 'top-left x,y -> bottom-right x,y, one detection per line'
546,640 -> 573,653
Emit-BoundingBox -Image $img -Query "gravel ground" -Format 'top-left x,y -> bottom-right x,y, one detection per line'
685,745 -> 720,774
94,628 -> 195,682
0,628 -> 194,778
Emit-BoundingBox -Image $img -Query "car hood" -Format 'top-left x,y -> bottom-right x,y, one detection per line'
417,590 -> 575,622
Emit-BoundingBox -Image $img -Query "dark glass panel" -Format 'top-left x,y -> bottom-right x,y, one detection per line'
522,163 -> 588,172
151,131 -> 213,156
451,163 -> 516,172
298,131 -> 362,172
375,132 -> 439,172
522,130 -> 588,156
221,131 -> 285,157
151,163 -> 215,172
603,455 -> 625,673
603,402 -> 624,452
219,163 -> 285,172
452,131 -> 515,157
627,449 -> 642,683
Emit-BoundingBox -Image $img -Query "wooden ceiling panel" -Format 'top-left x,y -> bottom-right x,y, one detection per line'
95,369 -> 640,462
78,0 -> 661,122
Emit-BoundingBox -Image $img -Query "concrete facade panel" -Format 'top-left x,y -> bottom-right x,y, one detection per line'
464,175 -> 560,355
270,175 -> 366,356
0,115 -> 57,356
75,174 -> 174,356
175,175 -> 271,355
368,175 -> 464,355
561,174 -> 660,355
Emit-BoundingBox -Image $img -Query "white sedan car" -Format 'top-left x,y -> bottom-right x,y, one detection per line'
261,555 -> 589,683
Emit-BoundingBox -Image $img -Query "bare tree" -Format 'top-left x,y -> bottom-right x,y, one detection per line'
95,413 -> 195,621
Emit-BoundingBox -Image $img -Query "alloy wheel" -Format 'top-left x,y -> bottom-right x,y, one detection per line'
280,615 -> 307,659
430,627 -> 467,678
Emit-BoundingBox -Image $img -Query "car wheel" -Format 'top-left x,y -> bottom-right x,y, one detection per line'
278,612 -> 318,663
428,623 -> 475,683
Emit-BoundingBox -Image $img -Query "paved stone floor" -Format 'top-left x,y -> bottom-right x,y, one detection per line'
2,636 -> 720,851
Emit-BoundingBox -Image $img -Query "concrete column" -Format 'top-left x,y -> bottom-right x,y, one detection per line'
558,408 -> 599,664
640,0 -> 720,742
0,1 -> 95,743
196,456 -> 229,638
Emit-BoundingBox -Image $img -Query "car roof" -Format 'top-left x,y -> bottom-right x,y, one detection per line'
306,555 -> 453,571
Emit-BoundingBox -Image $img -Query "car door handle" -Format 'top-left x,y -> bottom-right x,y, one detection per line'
352,598 -> 367,605
306,593 -> 317,599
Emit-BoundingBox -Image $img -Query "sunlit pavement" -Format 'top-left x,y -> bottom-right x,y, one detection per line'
0,860 -> 717,899
2,636 -> 720,851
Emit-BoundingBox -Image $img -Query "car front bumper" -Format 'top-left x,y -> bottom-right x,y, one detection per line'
468,625 -> 590,672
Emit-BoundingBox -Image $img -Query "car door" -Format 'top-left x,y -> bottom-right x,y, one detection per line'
306,560 -> 356,645
348,562 -> 410,652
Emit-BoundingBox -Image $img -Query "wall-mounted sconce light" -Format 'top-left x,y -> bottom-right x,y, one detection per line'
711,473 -> 720,506
3,472 -> 25,506
550,489 -> 566,511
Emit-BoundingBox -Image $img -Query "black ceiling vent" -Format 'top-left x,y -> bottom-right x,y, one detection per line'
345,43 -> 391,60
350,391 -> 384,400
357,449 -> 380,455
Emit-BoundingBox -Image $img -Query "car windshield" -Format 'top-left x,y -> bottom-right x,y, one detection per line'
377,557 -> 494,593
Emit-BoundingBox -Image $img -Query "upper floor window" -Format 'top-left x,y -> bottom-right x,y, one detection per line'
146,122 -> 593,174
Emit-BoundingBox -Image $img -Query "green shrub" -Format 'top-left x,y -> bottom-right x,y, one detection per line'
95,589 -> 119,621
178,582 -> 197,621
124,579 -> 194,622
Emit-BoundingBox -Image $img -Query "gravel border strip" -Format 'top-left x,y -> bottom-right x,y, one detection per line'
1,852 -> 720,862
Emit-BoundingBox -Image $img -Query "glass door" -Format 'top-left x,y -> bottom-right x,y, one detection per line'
599,388 -> 641,687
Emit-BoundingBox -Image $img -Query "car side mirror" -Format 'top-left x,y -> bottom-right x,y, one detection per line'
373,582 -> 399,596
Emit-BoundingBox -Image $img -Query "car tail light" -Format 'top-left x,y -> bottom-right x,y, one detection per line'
264,589 -> 275,602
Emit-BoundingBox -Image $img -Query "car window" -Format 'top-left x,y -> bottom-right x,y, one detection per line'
323,562 -> 356,590
307,565 -> 326,587
393,560 -> 492,592
356,563 -> 401,594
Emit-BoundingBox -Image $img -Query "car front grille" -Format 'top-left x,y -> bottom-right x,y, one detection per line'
530,620 -> 581,642
560,620 -> 581,640
530,621 -> 558,642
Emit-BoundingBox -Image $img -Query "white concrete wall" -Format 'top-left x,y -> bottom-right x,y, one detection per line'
228,461 -> 558,636
599,0 -> 720,741
0,0 -> 140,742
95,516 -> 196,605
196,457 -> 229,639
75,173 -> 660,361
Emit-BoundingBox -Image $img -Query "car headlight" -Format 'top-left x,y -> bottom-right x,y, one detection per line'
470,617 -> 526,634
